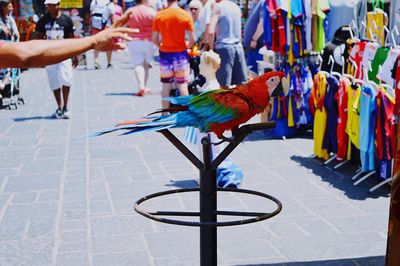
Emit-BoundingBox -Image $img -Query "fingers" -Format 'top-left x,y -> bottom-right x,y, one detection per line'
112,42 -> 127,51
113,10 -> 133,27
113,27 -> 139,34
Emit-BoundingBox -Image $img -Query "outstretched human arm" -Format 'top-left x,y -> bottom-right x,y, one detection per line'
207,3 -> 220,50
0,10 -> 136,68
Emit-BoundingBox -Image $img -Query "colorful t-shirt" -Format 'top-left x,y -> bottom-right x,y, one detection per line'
349,40 -> 367,79
377,47 -> 400,87
336,76 -> 350,160
322,76 -> 339,154
346,84 -> 361,149
360,42 -> 380,80
359,85 -> 377,172
152,7 -> 194,52
311,72 -> 329,160
366,9 -> 387,45
128,5 -> 156,40
376,89 -> 396,161
368,47 -> 389,83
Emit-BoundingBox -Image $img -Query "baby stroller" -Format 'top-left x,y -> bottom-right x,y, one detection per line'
0,38 -> 25,110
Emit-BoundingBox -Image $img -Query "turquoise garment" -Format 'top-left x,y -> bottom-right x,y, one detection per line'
359,85 -> 377,172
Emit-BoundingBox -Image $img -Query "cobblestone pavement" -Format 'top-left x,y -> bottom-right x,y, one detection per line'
0,51 -> 390,265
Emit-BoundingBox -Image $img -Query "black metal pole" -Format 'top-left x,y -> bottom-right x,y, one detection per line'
200,136 -> 217,266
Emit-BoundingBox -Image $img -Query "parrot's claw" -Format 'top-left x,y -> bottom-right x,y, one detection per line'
212,135 -> 236,145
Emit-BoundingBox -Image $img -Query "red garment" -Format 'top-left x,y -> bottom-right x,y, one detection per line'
268,0 -> 286,54
395,55 -> 400,116
376,90 -> 396,160
336,77 -> 350,160
349,41 -> 367,79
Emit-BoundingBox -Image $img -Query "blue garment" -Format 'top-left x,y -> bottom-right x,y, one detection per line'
263,1 -> 272,49
376,160 -> 392,180
217,159 -> 243,188
214,0 -> 242,49
247,49 -> 263,74
243,1 -> 264,48
322,76 -> 339,154
359,85 -> 377,172
291,0 -> 304,18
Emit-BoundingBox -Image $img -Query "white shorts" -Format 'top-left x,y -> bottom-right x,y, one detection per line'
127,40 -> 154,67
45,59 -> 73,91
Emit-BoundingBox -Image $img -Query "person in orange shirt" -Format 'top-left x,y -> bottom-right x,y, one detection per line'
152,0 -> 196,110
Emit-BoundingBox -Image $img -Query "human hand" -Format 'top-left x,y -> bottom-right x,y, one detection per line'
91,10 -> 138,51
91,27 -> 137,51
250,39 -> 257,49
1,25 -> 10,36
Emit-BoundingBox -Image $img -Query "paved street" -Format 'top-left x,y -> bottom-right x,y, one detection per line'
0,51 -> 391,265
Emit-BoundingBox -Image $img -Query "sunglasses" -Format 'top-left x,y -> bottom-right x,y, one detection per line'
190,8 -> 198,11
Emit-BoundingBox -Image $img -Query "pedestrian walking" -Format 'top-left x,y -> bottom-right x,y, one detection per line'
90,0 -> 115,68
36,0 -> 77,119
125,0 -> 156,96
151,0 -> 196,110
195,0 -> 213,50
0,0 -> 19,41
208,0 -> 247,87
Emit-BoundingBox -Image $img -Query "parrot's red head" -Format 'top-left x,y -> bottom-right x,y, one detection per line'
238,71 -> 288,108
252,71 -> 287,97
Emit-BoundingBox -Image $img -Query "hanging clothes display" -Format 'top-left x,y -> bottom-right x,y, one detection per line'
377,47 -> 400,87
366,9 -> 388,45
359,84 -> 377,172
322,75 -> 339,154
310,72 -> 329,159
346,83 -> 361,150
375,89 -> 396,179
336,76 -> 350,161
368,47 -> 390,83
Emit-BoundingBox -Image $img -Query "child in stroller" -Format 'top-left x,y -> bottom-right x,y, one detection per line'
0,65 -> 24,109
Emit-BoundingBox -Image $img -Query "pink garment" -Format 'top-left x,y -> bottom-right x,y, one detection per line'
127,5 -> 156,40
114,4 -> 123,21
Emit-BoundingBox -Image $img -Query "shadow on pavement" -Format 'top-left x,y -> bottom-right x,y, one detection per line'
291,155 -> 390,200
104,92 -> 134,96
14,116 -> 54,122
166,179 -> 198,188
236,255 -> 384,265
244,129 -> 313,142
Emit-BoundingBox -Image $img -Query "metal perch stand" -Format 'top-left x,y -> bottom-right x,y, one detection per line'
134,122 -> 282,266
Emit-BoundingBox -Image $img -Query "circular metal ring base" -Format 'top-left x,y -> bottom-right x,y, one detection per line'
134,187 -> 282,227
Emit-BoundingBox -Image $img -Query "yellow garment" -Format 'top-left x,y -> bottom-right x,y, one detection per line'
346,84 -> 361,152
288,96 -> 295,127
366,10 -> 387,46
312,73 -> 329,160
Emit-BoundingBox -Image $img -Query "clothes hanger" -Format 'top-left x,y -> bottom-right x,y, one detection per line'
318,54 -> 330,77
351,61 -> 364,86
380,84 -> 395,99
329,55 -> 341,78
349,20 -> 360,41
360,21 -> 367,40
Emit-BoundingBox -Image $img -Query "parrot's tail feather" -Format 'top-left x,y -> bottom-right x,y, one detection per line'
147,106 -> 188,116
119,124 -> 175,135
91,114 -> 178,138
116,118 -> 152,127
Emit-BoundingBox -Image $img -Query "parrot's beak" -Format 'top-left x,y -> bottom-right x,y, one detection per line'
271,77 -> 289,97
